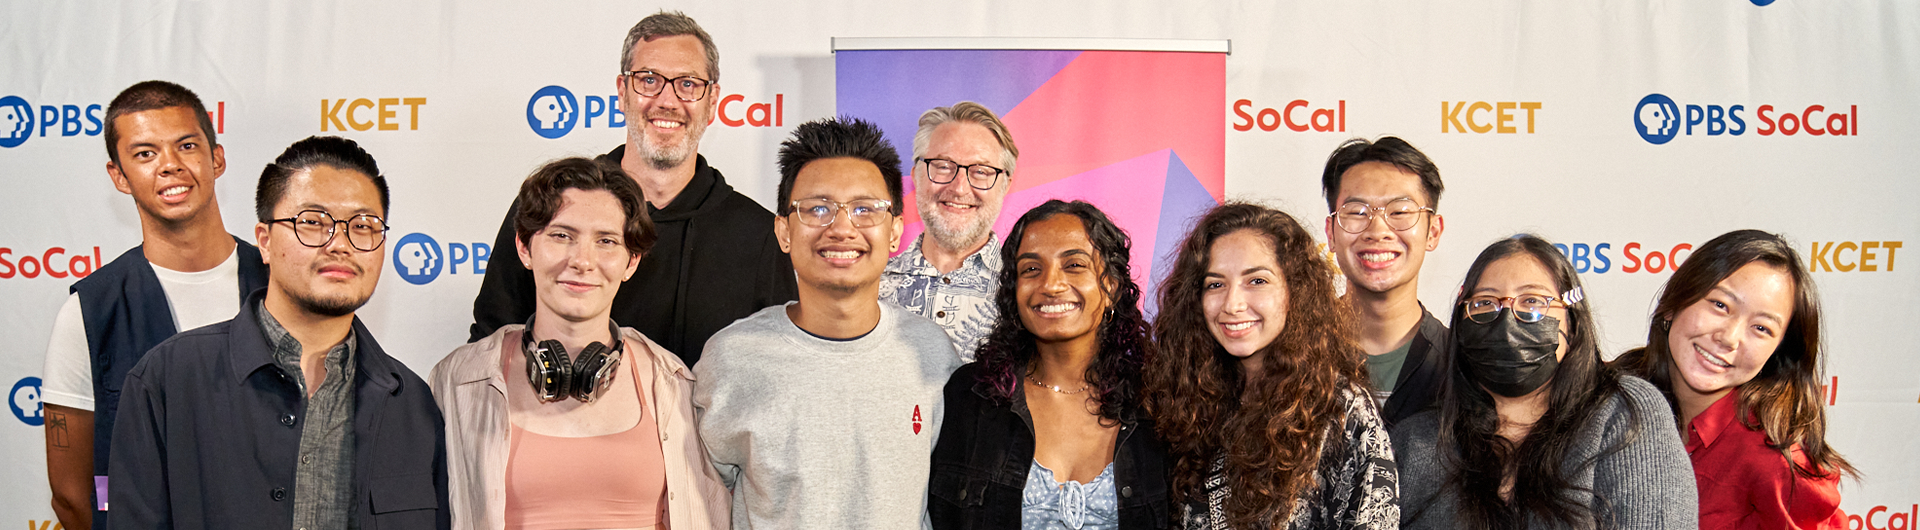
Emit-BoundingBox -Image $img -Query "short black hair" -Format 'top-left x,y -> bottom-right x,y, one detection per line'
1320,136 -> 1444,211
104,80 -> 217,166
514,157 -> 657,258
774,116 -> 902,215
255,136 -> 390,221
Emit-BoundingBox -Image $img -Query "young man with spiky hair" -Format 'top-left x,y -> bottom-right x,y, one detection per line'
41,80 -> 268,530
694,117 -> 961,529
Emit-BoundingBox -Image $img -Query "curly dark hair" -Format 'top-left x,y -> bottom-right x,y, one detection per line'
972,200 -> 1151,425
1143,202 -> 1368,527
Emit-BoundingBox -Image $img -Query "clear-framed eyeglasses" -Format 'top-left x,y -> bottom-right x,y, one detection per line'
621,70 -> 713,102
1460,287 -> 1584,323
787,198 -> 894,228
918,157 -> 1006,190
267,210 -> 390,251
1328,198 -> 1435,233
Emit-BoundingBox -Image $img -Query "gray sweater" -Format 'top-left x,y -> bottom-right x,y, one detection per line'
1390,375 -> 1697,530
693,302 -> 962,529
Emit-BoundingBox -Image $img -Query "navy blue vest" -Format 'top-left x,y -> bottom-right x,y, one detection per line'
71,237 -> 266,525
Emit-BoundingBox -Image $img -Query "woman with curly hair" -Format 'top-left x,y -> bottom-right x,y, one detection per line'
1612,230 -> 1854,529
1144,202 -> 1397,530
1392,234 -> 1694,530
928,200 -> 1170,529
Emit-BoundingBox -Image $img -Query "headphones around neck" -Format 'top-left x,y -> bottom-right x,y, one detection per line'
521,317 -> 625,403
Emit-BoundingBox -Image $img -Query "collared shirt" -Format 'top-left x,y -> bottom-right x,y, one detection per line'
1685,387 -> 1846,530
258,304 -> 359,530
882,234 -> 1002,361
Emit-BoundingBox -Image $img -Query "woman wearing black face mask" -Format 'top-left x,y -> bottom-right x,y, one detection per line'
1390,235 -> 1696,530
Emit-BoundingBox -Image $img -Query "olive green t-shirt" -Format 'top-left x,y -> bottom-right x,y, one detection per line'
1366,339 -> 1413,405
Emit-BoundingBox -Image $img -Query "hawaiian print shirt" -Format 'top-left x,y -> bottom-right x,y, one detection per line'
881,234 -> 1002,362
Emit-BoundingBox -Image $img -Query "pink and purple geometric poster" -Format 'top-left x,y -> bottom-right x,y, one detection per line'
836,43 -> 1226,304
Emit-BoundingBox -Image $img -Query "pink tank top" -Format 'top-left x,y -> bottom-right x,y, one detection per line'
504,347 -> 669,530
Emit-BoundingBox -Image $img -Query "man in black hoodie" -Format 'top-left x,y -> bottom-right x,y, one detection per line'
469,11 -> 795,365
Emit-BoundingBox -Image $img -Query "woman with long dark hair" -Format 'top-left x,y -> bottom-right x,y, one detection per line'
1144,202 -> 1397,529
928,200 -> 1169,529
1392,234 -> 1694,529
1612,230 -> 1854,529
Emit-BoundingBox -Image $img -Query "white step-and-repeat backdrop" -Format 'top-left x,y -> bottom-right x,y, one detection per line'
2,1 -> 1914,527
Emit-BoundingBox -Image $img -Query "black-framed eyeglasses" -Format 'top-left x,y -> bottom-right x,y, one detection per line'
1328,198 -> 1435,233
1460,287 -> 1583,323
918,157 -> 1006,190
267,210 -> 390,251
787,198 -> 894,228
621,70 -> 713,102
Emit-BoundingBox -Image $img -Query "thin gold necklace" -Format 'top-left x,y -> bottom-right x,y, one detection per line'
1027,374 -> 1090,395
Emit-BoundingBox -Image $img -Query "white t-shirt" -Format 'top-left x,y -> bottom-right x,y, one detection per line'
40,250 -> 243,411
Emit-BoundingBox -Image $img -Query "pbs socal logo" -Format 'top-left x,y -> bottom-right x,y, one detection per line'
1634,94 -> 1680,145
527,86 -> 579,139
1,96 -> 34,148
393,232 -> 444,285
11,377 -> 43,426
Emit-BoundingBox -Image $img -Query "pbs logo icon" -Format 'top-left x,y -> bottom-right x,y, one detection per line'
1634,94 -> 1680,145
0,95 -> 34,148
527,86 -> 579,139
393,232 -> 444,285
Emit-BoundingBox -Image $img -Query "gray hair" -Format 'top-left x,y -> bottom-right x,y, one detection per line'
912,101 -> 1019,175
620,11 -> 719,83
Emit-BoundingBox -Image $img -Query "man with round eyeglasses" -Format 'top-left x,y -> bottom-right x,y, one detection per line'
1320,136 -> 1450,427
881,101 -> 1019,362
470,10 -> 796,367
110,136 -> 448,529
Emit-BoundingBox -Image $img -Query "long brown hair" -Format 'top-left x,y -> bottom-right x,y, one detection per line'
1143,202 -> 1367,528
1613,229 -> 1854,479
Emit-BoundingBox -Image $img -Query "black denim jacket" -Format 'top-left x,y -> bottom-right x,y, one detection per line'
928,362 -> 1171,529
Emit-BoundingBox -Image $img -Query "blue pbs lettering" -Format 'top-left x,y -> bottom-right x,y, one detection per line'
1634,94 -> 1680,145
1553,243 -> 1613,274
1685,104 -> 1746,136
11,377 -> 43,427
583,95 -> 626,129
394,233 -> 445,285
0,95 -> 35,148
527,86 -> 579,139
35,105 -> 99,137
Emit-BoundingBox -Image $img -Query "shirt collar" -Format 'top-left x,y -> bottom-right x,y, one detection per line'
886,233 -> 1002,276
1686,386 -> 1742,452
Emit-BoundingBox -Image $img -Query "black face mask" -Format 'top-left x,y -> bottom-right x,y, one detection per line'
1456,309 -> 1563,398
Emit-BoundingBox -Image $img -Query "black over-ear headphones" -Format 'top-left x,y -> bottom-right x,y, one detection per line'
521,317 -> 625,403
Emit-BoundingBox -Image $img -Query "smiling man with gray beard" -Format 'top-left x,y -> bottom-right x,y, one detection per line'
470,11 -> 796,364
880,102 -> 1019,361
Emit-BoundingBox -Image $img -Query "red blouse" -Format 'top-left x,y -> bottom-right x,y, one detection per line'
1687,388 -> 1846,530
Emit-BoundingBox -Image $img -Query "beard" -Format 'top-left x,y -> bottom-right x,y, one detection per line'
916,190 -> 999,252
626,109 -> 708,170
292,289 -> 369,317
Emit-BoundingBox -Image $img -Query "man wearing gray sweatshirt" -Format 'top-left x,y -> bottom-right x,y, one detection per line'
693,116 -> 961,529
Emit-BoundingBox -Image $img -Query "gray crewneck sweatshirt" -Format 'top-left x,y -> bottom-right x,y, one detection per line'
694,302 -> 962,529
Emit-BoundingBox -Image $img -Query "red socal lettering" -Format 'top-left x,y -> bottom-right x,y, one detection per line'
1238,99 -> 1343,133
0,248 -> 12,278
